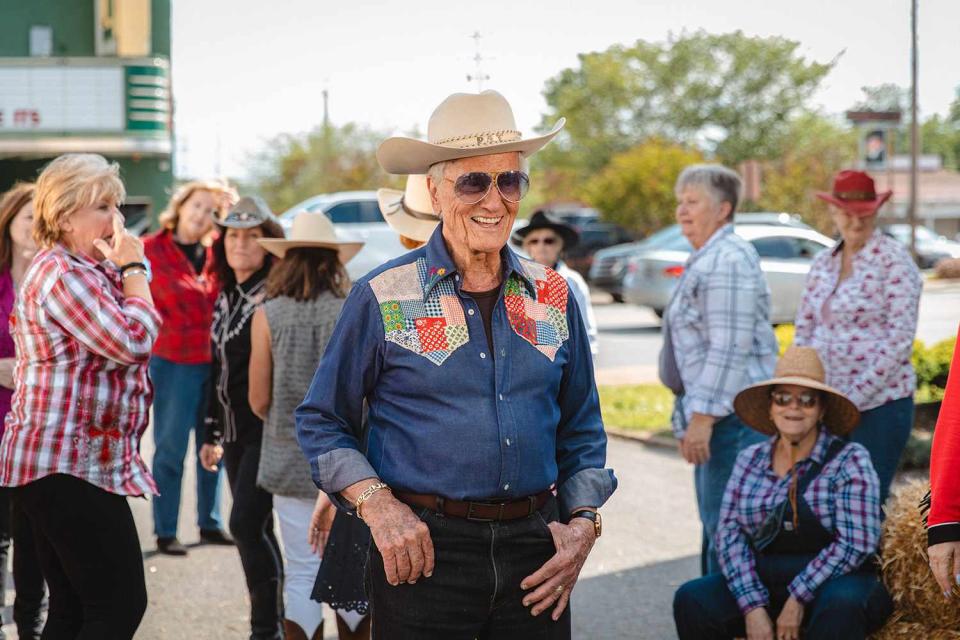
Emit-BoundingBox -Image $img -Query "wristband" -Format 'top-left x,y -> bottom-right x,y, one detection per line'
121,268 -> 148,280
119,261 -> 147,274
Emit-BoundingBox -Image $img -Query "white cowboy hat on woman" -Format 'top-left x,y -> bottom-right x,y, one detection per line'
376,90 -> 565,174
376,175 -> 440,243
257,211 -> 364,263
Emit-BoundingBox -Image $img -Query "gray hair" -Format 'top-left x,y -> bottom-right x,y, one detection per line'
675,164 -> 742,218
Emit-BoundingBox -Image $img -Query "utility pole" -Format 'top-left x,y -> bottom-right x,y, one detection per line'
466,31 -> 490,92
908,0 -> 919,261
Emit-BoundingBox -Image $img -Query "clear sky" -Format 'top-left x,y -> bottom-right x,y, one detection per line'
170,0 -> 960,180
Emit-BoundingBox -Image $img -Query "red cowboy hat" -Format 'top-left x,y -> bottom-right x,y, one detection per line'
815,170 -> 893,217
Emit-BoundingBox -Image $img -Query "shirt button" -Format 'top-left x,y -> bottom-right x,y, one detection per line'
468,308 -> 475,316
455,274 -> 460,281
500,349 -> 506,357
505,438 -> 511,446
498,393 -> 504,400
503,484 -> 510,490
480,352 -> 486,359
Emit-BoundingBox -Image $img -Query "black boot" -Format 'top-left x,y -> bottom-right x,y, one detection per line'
248,580 -> 283,640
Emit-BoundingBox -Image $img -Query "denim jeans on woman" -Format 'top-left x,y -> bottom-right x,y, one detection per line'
849,396 -> 914,507
366,495 -> 570,640
694,413 -> 767,576
149,356 -> 224,538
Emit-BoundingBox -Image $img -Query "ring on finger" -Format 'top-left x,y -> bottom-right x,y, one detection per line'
554,585 -> 565,594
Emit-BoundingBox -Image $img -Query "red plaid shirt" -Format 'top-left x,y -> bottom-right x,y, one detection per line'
143,229 -> 219,365
0,245 -> 161,496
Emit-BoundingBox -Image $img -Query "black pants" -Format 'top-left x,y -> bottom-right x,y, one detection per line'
222,441 -> 284,640
12,474 -> 146,640
0,487 -> 46,639
366,495 -> 571,640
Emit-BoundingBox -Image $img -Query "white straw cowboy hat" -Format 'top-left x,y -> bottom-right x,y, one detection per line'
257,211 -> 364,263
376,90 -> 565,174
377,175 -> 440,243
733,346 -> 861,437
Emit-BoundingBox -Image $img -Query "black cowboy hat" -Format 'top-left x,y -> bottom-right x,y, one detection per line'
512,210 -> 579,249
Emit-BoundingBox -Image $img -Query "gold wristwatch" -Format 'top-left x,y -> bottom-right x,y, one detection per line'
571,510 -> 602,538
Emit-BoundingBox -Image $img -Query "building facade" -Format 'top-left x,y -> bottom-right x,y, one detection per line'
0,0 -> 172,229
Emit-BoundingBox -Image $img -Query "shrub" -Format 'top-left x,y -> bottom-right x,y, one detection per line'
934,257 -> 960,280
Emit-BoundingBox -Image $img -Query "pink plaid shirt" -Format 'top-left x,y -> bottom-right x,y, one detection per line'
794,231 -> 921,411
0,245 -> 161,496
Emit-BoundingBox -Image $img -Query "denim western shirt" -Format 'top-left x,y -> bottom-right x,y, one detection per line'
295,225 -> 617,516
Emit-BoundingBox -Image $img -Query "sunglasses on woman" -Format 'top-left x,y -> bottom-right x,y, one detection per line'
771,390 -> 821,409
447,171 -> 530,205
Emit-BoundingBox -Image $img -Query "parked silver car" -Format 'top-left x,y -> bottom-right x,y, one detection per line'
621,224 -> 834,324
590,212 -> 810,302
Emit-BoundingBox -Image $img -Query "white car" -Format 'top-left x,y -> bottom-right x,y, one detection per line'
278,191 -> 407,280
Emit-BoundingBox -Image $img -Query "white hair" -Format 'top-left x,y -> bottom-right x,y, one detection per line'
427,153 -> 530,186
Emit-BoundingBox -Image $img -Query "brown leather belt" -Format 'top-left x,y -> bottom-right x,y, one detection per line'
394,490 -> 551,522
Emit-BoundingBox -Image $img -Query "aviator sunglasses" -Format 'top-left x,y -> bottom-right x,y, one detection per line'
446,171 -> 530,205
770,390 -> 821,409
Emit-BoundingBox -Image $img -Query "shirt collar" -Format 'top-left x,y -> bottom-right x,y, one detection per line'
53,243 -> 112,274
421,222 -> 538,300
764,427 -> 835,474
830,228 -> 883,258
687,223 -> 734,265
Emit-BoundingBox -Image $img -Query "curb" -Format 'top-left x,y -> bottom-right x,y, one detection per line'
605,426 -> 677,450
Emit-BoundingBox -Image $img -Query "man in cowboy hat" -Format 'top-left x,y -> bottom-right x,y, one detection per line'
296,90 -> 615,638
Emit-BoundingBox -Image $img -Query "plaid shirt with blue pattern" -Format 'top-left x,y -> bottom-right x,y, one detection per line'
716,430 -> 882,613
665,225 -> 778,438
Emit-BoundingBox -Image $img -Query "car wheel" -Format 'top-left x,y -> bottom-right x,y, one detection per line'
611,293 -> 625,303
653,308 -> 664,319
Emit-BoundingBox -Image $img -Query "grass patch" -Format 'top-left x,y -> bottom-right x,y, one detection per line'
598,384 -> 674,433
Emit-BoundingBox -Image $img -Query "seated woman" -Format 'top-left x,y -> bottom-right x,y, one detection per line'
673,346 -> 893,640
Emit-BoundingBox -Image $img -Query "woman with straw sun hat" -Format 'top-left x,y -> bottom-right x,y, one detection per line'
247,211 -> 367,640
674,346 -> 893,640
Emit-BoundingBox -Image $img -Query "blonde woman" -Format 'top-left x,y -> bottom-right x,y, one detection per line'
143,180 -> 237,555
0,154 -> 160,638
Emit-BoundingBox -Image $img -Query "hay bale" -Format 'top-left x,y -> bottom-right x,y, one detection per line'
934,258 -> 960,280
871,480 -> 960,638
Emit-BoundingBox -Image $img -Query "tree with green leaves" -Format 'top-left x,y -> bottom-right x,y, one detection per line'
535,29 -> 835,188
580,138 -> 703,235
248,122 -> 402,213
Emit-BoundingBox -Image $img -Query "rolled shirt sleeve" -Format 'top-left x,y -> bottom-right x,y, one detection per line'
787,445 -> 882,603
554,292 -> 617,516
296,283 -> 382,510
46,269 -> 160,365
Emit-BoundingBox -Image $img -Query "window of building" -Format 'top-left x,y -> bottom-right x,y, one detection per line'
29,26 -> 53,57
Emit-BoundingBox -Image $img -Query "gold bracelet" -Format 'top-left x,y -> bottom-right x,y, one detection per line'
355,482 -> 390,520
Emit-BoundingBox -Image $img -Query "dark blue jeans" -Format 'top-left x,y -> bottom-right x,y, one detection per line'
694,414 -> 767,575
673,562 -> 892,639
365,496 -> 570,640
149,356 -> 224,538
849,396 -> 914,507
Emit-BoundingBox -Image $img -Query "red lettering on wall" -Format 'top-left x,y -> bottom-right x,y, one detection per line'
12,109 -> 41,127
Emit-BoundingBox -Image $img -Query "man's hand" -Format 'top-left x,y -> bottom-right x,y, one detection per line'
929,540 -> 960,599
681,413 -> 715,465
199,443 -> 223,472
745,607 -> 775,640
775,596 -> 803,640
362,490 -> 434,586
521,517 -> 596,620
0,358 -> 14,390
308,492 -> 337,555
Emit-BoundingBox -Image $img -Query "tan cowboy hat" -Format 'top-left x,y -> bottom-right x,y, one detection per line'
733,346 -> 861,436
377,175 -> 440,243
257,211 -> 364,263
376,90 -> 565,174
